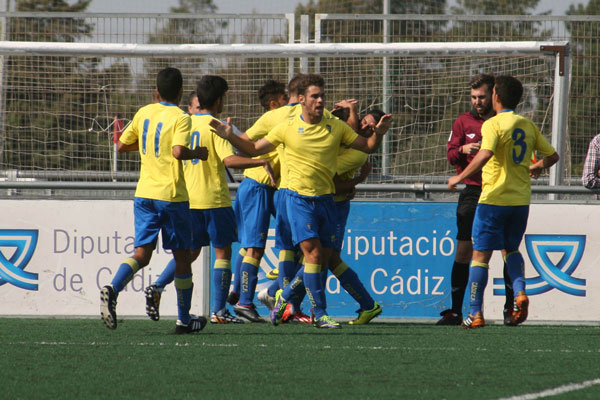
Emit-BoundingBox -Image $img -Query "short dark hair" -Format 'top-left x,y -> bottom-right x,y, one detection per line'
287,73 -> 305,97
297,74 -> 325,96
469,73 -> 495,93
196,75 -> 228,109
331,107 -> 350,121
258,80 -> 286,110
156,67 -> 183,102
494,75 -> 523,110
364,109 -> 385,125
187,90 -> 197,107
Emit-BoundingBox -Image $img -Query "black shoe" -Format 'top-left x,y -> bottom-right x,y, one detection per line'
435,309 -> 462,326
503,307 -> 513,326
145,285 -> 161,322
175,315 -> 207,334
226,291 -> 239,306
234,303 -> 265,323
100,285 -> 117,330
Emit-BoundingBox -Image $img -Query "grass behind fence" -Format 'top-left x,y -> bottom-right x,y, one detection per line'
1,318 -> 599,399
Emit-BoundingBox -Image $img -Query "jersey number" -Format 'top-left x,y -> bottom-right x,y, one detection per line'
189,131 -> 201,165
141,119 -> 163,157
511,128 -> 527,164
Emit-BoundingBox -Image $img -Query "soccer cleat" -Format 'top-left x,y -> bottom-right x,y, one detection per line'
266,268 -> 279,280
507,292 -> 529,326
257,287 -> 275,310
210,309 -> 245,324
503,306 -> 514,326
100,285 -> 117,330
144,285 -> 161,322
349,302 -> 383,325
175,315 -> 207,334
226,291 -> 239,306
435,309 -> 462,326
313,314 -> 341,329
270,289 -> 288,326
282,304 -> 312,324
462,312 -> 485,329
234,303 -> 265,323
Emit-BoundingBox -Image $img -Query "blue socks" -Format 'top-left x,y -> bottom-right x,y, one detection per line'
174,273 -> 193,325
212,259 -> 232,313
111,258 -> 140,293
239,255 -> 259,306
332,261 -> 375,311
467,261 -> 489,315
303,263 -> 327,319
505,251 -> 526,294
154,258 -> 176,289
231,248 -> 246,296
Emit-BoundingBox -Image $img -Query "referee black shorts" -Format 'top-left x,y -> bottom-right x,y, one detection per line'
456,184 -> 482,241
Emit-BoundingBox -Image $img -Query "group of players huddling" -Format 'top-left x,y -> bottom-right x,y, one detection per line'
100,68 -> 391,333
100,67 -> 558,334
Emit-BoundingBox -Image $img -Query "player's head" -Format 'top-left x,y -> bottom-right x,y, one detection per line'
258,80 -> 288,111
493,75 -> 523,110
331,107 -> 350,122
297,74 -> 325,119
156,67 -> 183,103
197,75 -> 229,114
187,90 -> 200,114
287,73 -> 306,98
469,73 -> 494,118
359,109 -> 385,137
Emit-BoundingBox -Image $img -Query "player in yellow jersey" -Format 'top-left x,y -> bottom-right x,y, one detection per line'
211,73 -> 392,328
143,75 -> 275,324
100,67 -> 209,334
448,75 -> 559,329
227,75 -> 304,322
258,79 -> 288,112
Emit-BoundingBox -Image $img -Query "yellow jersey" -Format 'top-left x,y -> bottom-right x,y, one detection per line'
479,110 -> 556,206
265,113 -> 358,196
334,147 -> 368,202
183,113 -> 236,209
119,102 -> 191,202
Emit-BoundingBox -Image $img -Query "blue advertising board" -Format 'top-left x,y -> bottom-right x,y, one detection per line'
218,201 -> 459,320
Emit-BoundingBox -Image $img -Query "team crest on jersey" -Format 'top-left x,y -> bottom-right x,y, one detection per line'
492,234 -> 587,297
467,133 -> 476,139
298,127 -> 305,134
326,125 -> 331,132
0,229 -> 39,291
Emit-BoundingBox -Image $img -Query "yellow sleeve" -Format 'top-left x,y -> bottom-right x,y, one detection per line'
172,113 -> 191,148
119,113 -> 139,145
337,149 -> 368,176
264,122 -> 285,147
246,112 -> 271,141
341,121 -> 359,147
480,119 -> 498,152
213,133 -> 236,161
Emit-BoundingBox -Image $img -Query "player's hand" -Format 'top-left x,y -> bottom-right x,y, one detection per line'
335,98 -> 358,110
264,162 -> 276,187
358,161 -> 372,183
209,117 -> 232,139
193,146 -> 209,161
448,175 -> 461,192
529,164 -> 542,179
462,142 -> 481,155
345,187 -> 357,200
374,114 -> 393,135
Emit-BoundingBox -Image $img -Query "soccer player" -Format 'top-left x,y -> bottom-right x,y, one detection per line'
448,75 -> 559,329
211,73 -> 392,328
186,90 -> 200,114
258,79 -> 288,112
439,74 -> 515,326
144,75 -> 275,324
100,67 -> 209,334
226,75 -> 303,322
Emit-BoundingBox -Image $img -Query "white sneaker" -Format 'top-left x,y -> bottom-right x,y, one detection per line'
257,287 -> 275,310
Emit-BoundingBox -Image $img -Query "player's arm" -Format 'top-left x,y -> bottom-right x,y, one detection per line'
448,149 -> 493,192
530,152 -> 559,179
334,162 -> 371,195
223,155 -> 276,186
349,114 -> 393,153
209,118 -> 275,157
117,141 -> 138,153
172,145 -> 209,161
334,99 -> 359,131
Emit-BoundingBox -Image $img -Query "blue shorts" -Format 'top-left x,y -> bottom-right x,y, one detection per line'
133,197 -> 192,250
234,178 -> 275,248
332,200 -> 351,252
274,189 -> 295,250
190,207 -> 237,249
286,191 -> 335,248
472,203 -> 529,252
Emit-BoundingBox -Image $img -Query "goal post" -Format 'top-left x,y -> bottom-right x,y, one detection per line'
0,40 -> 569,198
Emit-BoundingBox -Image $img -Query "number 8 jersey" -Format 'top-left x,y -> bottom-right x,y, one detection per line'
479,110 -> 556,206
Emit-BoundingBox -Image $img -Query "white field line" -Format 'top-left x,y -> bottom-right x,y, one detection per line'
496,378 -> 600,400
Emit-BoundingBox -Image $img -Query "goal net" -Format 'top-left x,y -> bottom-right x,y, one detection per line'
0,41 -> 567,200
